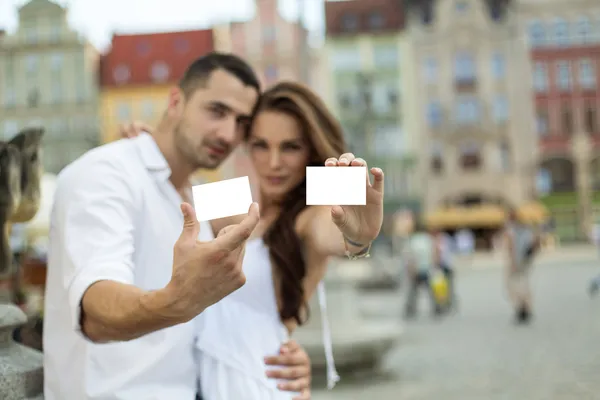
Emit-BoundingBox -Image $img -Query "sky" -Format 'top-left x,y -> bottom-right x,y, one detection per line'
0,0 -> 326,51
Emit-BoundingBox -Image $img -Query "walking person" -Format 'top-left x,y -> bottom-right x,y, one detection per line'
504,207 -> 540,324
42,53 -> 313,400
433,228 -> 457,312
588,218 -> 600,296
122,81 -> 385,399
402,219 -> 442,318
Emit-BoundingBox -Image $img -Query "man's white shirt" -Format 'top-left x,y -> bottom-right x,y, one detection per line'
43,133 -> 214,400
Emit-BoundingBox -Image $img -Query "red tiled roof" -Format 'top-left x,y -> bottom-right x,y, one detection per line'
325,0 -> 404,36
100,29 -> 214,88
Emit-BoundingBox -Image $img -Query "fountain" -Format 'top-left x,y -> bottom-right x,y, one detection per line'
293,256 -> 403,386
0,128 -> 45,399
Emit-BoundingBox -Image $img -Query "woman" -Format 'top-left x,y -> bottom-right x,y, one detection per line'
122,81 -> 384,399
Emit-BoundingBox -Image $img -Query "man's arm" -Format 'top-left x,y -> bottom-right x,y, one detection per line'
59,159 -> 183,343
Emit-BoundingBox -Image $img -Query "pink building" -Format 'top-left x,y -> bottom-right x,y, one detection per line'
221,0 -> 314,200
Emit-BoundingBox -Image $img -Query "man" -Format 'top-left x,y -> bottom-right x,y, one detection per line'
504,208 -> 538,324
43,53 -> 312,400
402,219 -> 441,318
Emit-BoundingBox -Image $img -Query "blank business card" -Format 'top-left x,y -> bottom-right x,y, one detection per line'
306,166 -> 366,205
192,176 -> 254,221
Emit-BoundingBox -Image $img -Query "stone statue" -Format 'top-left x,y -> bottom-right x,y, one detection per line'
0,128 -> 45,400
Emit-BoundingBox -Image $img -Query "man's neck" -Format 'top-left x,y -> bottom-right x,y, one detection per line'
152,126 -> 195,191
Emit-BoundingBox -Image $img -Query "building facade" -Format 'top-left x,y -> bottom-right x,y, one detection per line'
98,29 -> 225,183
407,0 -> 536,216
0,0 -> 100,174
323,0 -> 419,215
215,0 -> 317,195
519,0 -> 600,237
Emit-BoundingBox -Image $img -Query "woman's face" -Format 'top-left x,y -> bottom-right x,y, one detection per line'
247,110 -> 311,202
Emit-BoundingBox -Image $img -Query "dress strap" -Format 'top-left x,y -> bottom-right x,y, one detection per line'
316,281 -> 340,389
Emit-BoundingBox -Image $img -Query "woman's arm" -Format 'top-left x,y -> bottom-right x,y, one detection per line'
300,206 -> 371,258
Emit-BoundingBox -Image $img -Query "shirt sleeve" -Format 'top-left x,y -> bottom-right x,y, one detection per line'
55,158 -> 138,337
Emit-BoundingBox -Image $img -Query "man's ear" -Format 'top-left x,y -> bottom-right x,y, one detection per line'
167,86 -> 184,118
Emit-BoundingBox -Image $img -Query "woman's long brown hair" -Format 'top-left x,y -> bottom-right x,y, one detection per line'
247,81 -> 348,325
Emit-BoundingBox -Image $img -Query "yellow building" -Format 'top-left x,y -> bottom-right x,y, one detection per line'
99,29 -> 227,183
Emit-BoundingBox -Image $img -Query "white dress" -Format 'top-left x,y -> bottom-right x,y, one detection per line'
194,238 -> 339,399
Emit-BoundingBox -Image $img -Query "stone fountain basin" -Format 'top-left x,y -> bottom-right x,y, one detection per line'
294,322 -> 402,370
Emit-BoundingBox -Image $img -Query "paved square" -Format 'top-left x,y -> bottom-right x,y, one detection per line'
313,259 -> 600,400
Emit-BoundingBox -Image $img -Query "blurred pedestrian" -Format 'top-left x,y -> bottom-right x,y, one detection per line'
588,218 -> 600,296
403,218 -> 442,318
504,207 -> 540,324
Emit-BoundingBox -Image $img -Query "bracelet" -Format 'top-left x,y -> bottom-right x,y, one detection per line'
343,236 -> 372,260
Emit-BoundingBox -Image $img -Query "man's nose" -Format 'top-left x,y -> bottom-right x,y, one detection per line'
217,116 -> 238,144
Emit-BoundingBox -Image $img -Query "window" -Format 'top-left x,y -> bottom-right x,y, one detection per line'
499,142 -> 510,172
174,38 -> 189,53
459,141 -> 482,170
341,13 -> 358,31
373,126 -> 402,157
2,120 -> 18,140
117,103 -> 131,121
26,55 -> 39,74
423,57 -> 437,84
556,61 -> 571,90
113,64 -> 130,85
579,59 -> 596,89
536,169 -> 552,196
575,17 -> 592,44
141,100 -> 154,119
427,101 -> 442,127
331,48 -> 361,71
372,81 -> 396,114
151,61 -> 170,82
24,27 -> 37,44
455,1 -> 469,13
491,52 -> 505,79
430,141 -> 443,174
454,52 -> 475,82
553,18 -> 569,47
51,82 -> 62,103
456,96 -> 479,123
561,101 -> 573,135
536,110 -> 549,136
136,41 -> 151,56
493,95 -> 509,122
368,11 -> 385,30
49,25 -> 60,42
533,62 -> 548,92
528,20 -> 546,47
76,85 -> 85,103
585,102 -> 597,133
50,53 -> 63,71
3,89 -> 15,107
373,44 -> 398,68
27,89 -> 40,107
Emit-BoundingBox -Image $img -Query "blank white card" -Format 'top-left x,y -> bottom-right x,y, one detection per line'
192,176 -> 254,221
306,166 -> 366,205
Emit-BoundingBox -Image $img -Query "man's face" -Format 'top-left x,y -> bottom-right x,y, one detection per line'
170,69 -> 258,170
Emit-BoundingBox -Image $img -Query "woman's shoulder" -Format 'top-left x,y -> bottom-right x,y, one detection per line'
294,205 -> 326,239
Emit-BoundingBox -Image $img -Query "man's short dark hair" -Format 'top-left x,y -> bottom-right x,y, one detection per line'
178,52 -> 261,98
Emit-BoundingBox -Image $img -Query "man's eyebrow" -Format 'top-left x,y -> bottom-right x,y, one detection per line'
208,101 -> 252,120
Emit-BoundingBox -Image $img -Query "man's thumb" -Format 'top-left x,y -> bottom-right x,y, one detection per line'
179,202 -> 200,240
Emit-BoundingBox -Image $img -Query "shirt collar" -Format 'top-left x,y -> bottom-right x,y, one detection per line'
135,132 -> 171,180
